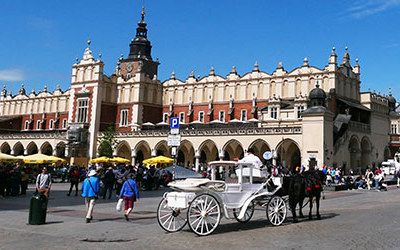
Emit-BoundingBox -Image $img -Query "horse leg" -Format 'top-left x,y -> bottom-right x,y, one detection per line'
298,198 -> 304,218
308,196 -> 313,220
289,199 -> 298,223
316,193 -> 321,220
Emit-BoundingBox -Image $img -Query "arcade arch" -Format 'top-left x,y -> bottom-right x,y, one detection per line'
198,140 -> 218,163
177,140 -> 195,167
360,137 -> 372,169
222,139 -> 244,160
26,142 -> 38,155
40,142 -> 53,156
249,139 -> 271,161
135,141 -> 151,165
55,142 -> 66,158
13,142 -> 24,156
348,136 -> 360,170
1,142 -> 11,154
116,141 -> 132,161
155,140 -> 170,157
276,139 -> 301,172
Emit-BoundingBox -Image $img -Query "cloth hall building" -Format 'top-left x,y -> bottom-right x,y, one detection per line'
0,10 -> 397,172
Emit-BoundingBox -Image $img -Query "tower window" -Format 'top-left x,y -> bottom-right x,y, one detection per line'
219,111 -> 225,122
297,105 -> 305,118
240,110 -> 247,121
62,119 -> 68,129
120,109 -> 129,127
36,120 -> 41,130
49,119 -> 54,130
198,111 -> 204,123
76,98 -> 89,123
271,107 -> 278,119
24,121 -> 29,130
163,113 -> 168,123
179,112 -> 185,123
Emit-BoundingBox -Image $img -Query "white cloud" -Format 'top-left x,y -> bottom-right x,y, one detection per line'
346,0 -> 400,19
0,69 -> 25,81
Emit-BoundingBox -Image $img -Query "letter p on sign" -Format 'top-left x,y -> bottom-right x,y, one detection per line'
170,117 -> 179,129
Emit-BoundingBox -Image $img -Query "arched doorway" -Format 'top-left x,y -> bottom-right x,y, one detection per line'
135,141 -> 151,165
198,140 -> 218,164
276,139 -> 301,172
116,141 -> 131,162
360,137 -> 371,169
223,139 -> 244,160
249,139 -> 271,162
348,136 -> 360,171
26,142 -> 38,155
1,142 -> 11,154
155,140 -> 170,157
177,140 -> 195,168
40,142 -> 53,156
55,142 -> 66,158
13,142 -> 24,156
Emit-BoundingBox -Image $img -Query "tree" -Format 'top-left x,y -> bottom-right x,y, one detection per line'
97,125 -> 118,157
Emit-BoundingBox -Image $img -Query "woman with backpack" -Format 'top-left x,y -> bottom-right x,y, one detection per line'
119,173 -> 139,221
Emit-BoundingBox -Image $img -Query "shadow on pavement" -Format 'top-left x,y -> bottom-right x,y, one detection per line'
209,213 -> 339,235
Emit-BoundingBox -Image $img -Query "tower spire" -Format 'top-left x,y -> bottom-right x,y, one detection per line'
141,6 -> 145,23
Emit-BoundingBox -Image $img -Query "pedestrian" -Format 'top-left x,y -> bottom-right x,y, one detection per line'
36,167 -> 52,198
81,170 -> 100,223
396,165 -> 400,188
119,173 -> 139,221
67,167 -> 80,196
103,167 -> 115,199
20,167 -> 29,195
0,166 -> 6,198
365,168 -> 374,190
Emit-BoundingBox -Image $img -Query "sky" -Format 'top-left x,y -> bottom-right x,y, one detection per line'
0,0 -> 399,99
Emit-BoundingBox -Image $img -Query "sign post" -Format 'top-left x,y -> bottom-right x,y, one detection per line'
169,117 -> 181,179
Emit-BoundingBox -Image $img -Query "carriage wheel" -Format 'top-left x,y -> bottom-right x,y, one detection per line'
266,196 -> 287,226
233,201 -> 254,223
157,197 -> 187,233
187,194 -> 221,236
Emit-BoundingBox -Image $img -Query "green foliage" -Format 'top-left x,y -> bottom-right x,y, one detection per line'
97,125 -> 118,157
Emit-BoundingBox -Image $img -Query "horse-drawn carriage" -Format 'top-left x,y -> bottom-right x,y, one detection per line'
157,161 -> 288,236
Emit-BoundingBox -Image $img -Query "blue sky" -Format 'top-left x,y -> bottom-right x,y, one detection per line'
0,0 -> 399,99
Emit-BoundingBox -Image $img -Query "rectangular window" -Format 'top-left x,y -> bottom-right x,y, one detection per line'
49,119 -> 54,130
36,120 -> 41,130
62,119 -> 68,129
198,111 -> 204,123
392,124 -> 398,134
297,105 -> 305,118
24,121 -> 29,130
271,107 -> 278,119
219,111 -> 225,122
240,109 -> 247,121
76,98 -> 89,123
120,109 -> 129,127
179,112 -> 185,123
163,113 -> 169,123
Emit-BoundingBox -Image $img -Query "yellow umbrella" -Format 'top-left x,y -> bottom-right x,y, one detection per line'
110,157 -> 130,164
0,152 -> 19,162
22,153 -> 66,164
142,156 -> 174,165
89,156 -> 112,164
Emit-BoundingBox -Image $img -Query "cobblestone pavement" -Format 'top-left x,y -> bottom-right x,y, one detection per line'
0,183 -> 399,250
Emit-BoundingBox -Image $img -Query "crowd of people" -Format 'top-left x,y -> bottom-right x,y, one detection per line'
0,164 -> 33,198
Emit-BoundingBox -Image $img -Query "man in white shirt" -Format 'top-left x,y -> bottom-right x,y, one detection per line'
36,167 -> 52,198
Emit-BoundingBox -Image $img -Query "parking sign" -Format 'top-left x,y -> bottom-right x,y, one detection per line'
170,117 -> 179,129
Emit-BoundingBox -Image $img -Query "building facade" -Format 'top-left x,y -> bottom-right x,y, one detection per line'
0,9 -> 397,172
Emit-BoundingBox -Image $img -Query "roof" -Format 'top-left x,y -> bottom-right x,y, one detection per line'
337,98 -> 370,112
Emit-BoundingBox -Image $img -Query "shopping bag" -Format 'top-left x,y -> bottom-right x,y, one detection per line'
116,198 -> 123,212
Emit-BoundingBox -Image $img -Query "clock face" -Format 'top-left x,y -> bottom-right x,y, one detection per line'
127,63 -> 133,73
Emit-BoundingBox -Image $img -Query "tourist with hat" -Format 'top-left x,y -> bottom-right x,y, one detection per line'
81,169 -> 100,223
119,173 -> 139,221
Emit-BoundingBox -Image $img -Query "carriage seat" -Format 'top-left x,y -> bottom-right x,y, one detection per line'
168,178 -> 226,192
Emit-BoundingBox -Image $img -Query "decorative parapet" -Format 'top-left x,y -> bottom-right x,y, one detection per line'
0,131 -> 67,140
113,125 -> 302,138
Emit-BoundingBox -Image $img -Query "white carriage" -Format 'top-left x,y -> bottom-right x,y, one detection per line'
157,161 -> 287,236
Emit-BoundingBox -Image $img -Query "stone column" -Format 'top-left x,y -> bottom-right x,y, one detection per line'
151,148 -> 157,157
131,149 -> 137,166
195,151 -> 200,172
219,149 -> 225,161
10,149 -> 14,156
24,148 -> 28,156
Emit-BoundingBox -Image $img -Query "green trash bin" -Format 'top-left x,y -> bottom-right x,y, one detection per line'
28,193 -> 48,225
